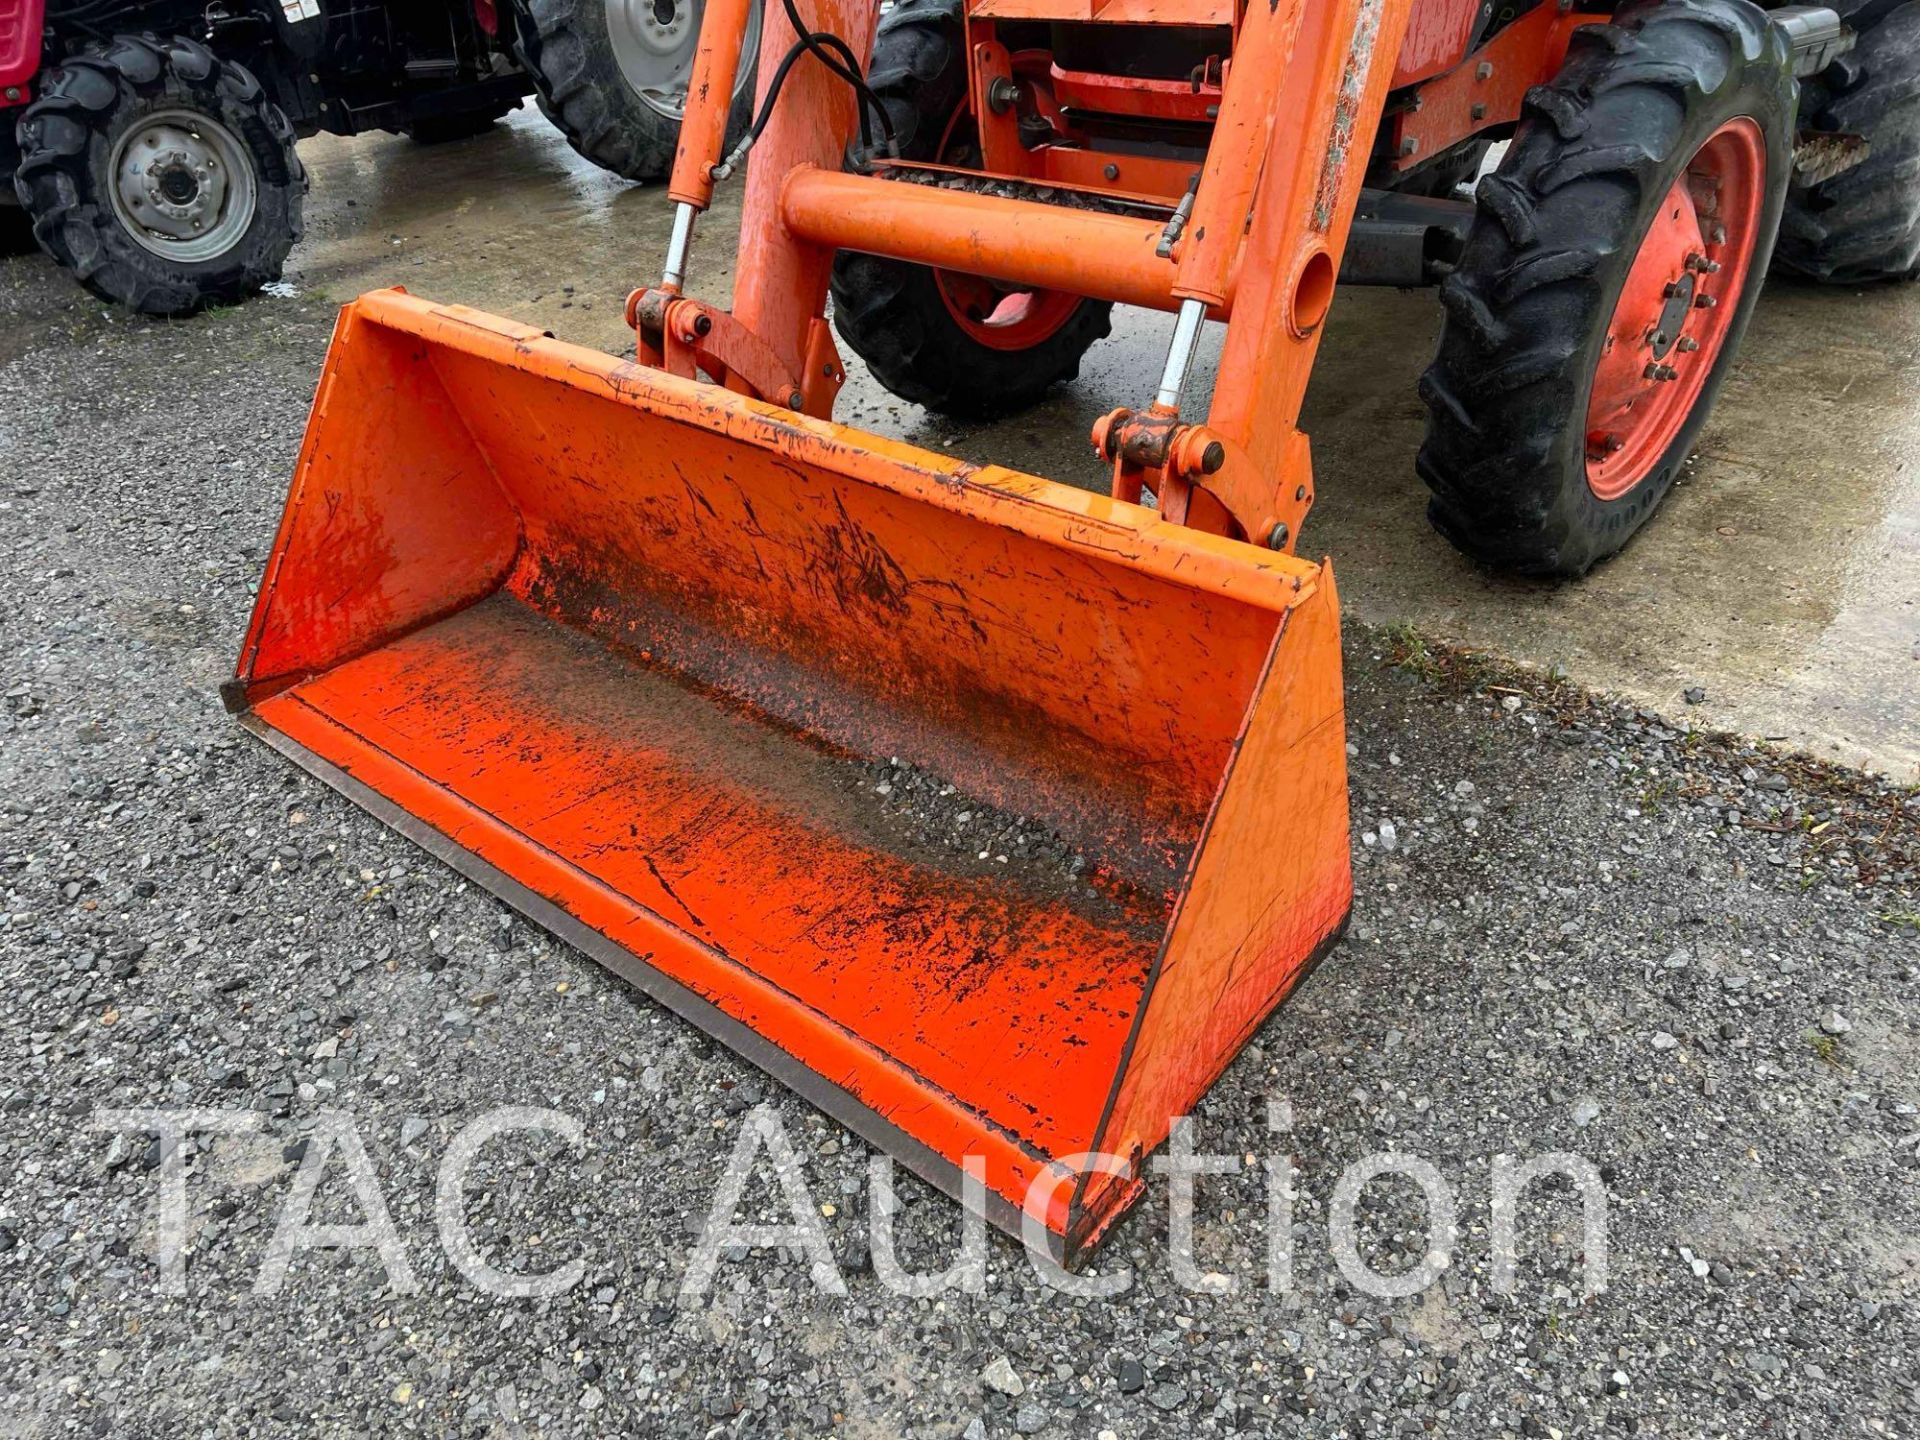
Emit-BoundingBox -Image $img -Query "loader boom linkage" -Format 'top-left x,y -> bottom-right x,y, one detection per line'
640,0 -> 1430,548
239,0 -> 1832,1262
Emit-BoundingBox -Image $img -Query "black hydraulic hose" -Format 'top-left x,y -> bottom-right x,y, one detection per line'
711,0 -> 899,179
778,0 -> 896,154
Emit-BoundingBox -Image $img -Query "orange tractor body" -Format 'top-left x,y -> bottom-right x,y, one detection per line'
229,0 -> 1849,1258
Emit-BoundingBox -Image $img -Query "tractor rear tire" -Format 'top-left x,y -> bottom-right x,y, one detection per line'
1416,0 -> 1794,577
13,34 -> 304,317
1774,0 -> 1920,283
513,0 -> 757,183
828,0 -> 1112,419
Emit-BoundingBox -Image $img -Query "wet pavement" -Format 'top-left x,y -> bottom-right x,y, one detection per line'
157,110 -> 1920,780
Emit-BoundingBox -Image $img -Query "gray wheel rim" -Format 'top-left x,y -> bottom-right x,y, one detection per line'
108,109 -> 258,264
604,0 -> 762,121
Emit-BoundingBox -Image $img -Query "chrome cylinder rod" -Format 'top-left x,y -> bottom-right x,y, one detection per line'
662,202 -> 698,292
1155,298 -> 1208,410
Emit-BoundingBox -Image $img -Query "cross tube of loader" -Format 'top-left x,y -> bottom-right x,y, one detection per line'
227,0 -> 1417,1263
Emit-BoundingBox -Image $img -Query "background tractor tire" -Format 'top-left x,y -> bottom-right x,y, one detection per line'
829,0 -> 1112,419
514,0 -> 757,183
1774,0 -> 1920,283
1416,0 -> 1794,577
13,35 -> 304,317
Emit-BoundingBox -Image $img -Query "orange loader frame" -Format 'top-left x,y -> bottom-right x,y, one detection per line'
228,0 -> 1619,1263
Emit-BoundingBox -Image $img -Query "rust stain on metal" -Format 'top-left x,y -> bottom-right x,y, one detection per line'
1312,0 -> 1386,232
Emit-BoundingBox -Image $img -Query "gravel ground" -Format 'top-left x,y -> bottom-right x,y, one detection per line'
3,255 -> 1919,1440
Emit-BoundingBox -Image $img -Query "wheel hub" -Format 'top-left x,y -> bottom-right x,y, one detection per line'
1648,272 -> 1695,361
108,111 -> 258,263
1583,118 -> 1766,502
605,0 -> 760,117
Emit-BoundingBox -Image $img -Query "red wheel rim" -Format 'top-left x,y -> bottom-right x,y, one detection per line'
934,270 -> 1084,351
1584,118 -> 1766,502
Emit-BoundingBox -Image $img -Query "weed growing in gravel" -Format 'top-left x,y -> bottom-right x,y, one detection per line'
1804,1031 -> 1845,1068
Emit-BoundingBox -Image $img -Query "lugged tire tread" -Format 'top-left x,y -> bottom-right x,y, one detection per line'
827,0 -> 1112,419
1776,2 -> 1920,283
12,33 -> 304,315
514,0 -> 754,183
1416,0 -> 1794,576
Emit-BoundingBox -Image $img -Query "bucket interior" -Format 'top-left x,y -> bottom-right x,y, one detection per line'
238,299 -> 1294,1175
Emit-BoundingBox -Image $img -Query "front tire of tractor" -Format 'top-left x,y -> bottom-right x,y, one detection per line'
13,35 -> 304,317
513,0 -> 758,183
828,0 -> 1112,419
1417,0 -> 1794,577
1774,0 -> 1920,284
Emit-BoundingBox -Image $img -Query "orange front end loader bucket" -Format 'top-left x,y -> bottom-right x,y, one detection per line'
228,290 -> 1351,1261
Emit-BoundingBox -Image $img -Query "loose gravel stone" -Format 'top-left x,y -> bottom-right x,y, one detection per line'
1,239 -> 1916,1440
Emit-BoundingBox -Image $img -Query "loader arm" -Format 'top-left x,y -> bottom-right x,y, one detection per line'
232,0 -> 1419,1264
641,0 -> 1419,550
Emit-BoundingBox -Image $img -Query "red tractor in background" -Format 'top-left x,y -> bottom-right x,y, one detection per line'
0,0 -> 761,312
0,0 -> 531,312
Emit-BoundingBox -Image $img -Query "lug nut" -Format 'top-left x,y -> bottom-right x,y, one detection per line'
1677,336 -> 1701,353
1644,363 -> 1679,382
1694,294 -> 1718,310
1685,252 -> 1721,274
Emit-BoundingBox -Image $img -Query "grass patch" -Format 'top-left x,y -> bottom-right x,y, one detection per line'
1805,1031 -> 1844,1068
